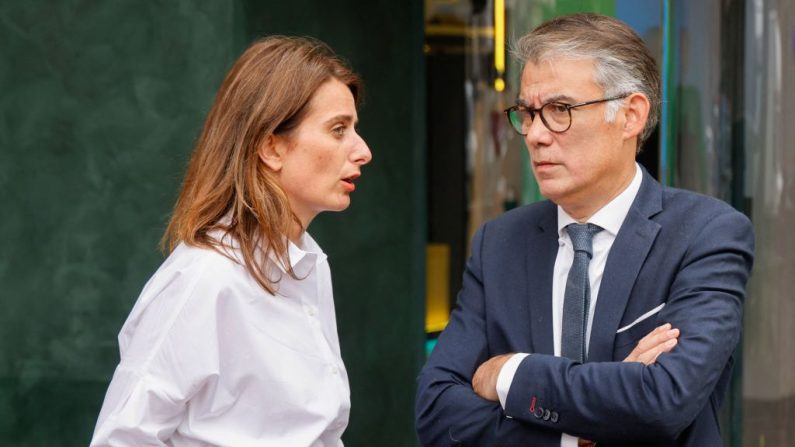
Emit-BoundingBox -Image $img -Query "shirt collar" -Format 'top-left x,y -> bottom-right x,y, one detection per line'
557,163 -> 643,238
271,231 -> 326,277
211,220 -> 326,277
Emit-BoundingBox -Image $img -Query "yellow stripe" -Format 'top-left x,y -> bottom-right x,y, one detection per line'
494,0 -> 505,74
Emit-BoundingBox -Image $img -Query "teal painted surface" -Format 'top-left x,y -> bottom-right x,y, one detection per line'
1,1 -> 424,445
425,338 -> 438,357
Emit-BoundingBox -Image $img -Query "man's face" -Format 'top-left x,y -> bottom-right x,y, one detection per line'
519,57 -> 637,216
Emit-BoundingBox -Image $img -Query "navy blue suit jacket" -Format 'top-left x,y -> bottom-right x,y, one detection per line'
416,170 -> 754,446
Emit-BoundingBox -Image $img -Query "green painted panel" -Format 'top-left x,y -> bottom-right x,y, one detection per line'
0,1 -> 238,445
540,0 -> 617,19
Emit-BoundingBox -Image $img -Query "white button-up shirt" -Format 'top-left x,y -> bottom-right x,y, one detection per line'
497,163 -> 643,447
91,231 -> 350,447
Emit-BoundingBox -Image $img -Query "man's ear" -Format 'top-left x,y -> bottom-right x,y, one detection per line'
258,134 -> 286,172
621,92 -> 650,140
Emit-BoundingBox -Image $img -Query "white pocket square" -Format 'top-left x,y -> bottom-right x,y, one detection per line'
616,303 -> 666,334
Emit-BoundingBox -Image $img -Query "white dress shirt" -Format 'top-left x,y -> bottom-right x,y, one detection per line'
496,164 -> 643,447
91,231 -> 350,447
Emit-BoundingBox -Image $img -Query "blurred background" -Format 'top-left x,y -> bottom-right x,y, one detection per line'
0,0 -> 792,445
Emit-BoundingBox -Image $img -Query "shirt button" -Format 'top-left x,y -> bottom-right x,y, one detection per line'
330,366 -> 339,375
306,306 -> 317,317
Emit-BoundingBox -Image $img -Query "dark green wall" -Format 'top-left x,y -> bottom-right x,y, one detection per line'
0,1 -> 425,445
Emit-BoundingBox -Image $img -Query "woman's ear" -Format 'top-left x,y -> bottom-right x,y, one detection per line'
258,134 -> 286,172
621,92 -> 650,140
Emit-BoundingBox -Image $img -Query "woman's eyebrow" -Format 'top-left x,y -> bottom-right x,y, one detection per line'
323,114 -> 357,126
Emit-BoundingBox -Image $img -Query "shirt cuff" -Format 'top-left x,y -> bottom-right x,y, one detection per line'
496,353 -> 530,409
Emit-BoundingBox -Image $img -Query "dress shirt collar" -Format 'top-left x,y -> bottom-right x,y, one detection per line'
278,231 -> 326,277
557,163 -> 643,238
212,220 -> 326,278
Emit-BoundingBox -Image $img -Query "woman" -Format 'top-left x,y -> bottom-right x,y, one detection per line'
91,36 -> 371,446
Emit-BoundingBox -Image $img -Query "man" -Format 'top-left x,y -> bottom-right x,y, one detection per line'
415,13 -> 753,447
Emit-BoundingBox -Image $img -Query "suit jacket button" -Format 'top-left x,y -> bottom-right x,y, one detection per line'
550,411 -> 559,423
534,407 -> 544,419
543,409 -> 551,421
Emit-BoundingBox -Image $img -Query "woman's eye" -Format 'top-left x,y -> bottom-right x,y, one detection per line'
332,126 -> 345,137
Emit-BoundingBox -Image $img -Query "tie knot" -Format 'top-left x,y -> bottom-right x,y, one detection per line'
566,223 -> 602,257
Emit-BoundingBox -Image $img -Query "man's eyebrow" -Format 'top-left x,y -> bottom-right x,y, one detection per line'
515,94 -> 576,107
543,94 -> 576,104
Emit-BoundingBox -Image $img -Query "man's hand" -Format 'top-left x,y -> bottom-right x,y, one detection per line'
471,325 -> 678,417
472,353 -> 514,401
623,323 -> 679,364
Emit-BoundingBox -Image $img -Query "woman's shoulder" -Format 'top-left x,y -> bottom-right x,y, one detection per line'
117,243 -> 255,353
164,241 -> 242,273
145,242 -> 256,300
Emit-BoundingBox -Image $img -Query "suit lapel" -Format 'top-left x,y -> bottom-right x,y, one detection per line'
526,201 -> 559,355
588,170 -> 663,362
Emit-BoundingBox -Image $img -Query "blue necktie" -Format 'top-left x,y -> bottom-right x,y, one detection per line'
561,223 -> 603,363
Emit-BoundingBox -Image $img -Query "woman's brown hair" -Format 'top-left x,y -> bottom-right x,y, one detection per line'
162,36 -> 361,294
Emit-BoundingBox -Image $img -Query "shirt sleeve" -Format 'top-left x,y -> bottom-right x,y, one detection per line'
90,255 -> 219,446
90,367 -> 189,446
496,353 -> 530,409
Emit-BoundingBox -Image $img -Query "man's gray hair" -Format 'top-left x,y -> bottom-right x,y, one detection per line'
514,13 -> 661,151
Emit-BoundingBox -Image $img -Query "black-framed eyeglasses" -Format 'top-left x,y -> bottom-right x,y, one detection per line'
504,94 -> 630,135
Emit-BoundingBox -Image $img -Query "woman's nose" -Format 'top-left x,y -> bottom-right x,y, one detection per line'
352,133 -> 372,165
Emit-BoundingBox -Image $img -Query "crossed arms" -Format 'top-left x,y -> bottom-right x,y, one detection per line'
415,209 -> 754,446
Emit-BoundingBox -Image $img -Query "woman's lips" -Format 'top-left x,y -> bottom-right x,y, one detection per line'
342,180 -> 356,192
341,174 -> 359,192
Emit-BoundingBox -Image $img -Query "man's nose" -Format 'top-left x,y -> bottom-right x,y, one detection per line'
523,114 -> 553,147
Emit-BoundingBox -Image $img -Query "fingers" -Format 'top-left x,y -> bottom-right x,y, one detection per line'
472,364 -> 485,394
623,323 -> 680,364
635,323 -> 679,353
472,354 -> 512,401
636,337 -> 677,365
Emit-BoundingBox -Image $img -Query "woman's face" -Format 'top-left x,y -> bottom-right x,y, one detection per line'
262,79 -> 372,228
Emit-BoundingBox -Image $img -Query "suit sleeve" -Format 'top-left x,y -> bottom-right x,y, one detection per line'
415,223 -> 561,446
503,209 -> 754,443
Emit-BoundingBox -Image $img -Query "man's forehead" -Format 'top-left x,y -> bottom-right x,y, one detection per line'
519,57 -> 598,102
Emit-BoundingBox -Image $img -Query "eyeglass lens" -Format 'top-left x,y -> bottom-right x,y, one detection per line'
508,103 -> 570,135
